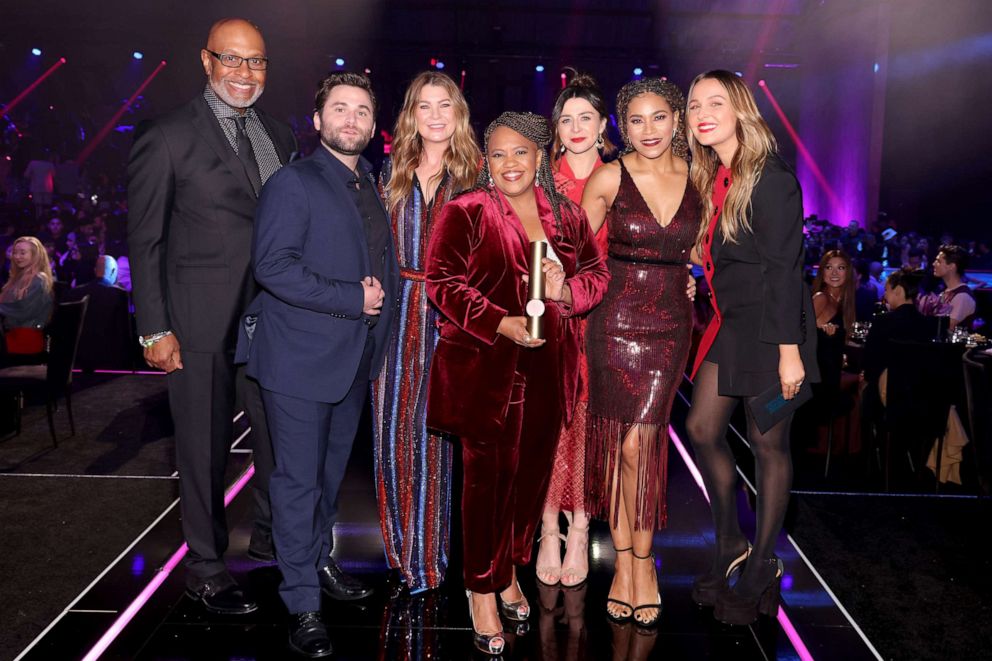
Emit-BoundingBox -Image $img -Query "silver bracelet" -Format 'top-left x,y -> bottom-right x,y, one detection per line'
138,330 -> 173,348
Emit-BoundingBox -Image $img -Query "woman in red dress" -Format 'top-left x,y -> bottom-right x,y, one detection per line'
425,112 -> 608,655
535,72 -> 615,589
583,78 -> 700,627
685,70 -> 818,626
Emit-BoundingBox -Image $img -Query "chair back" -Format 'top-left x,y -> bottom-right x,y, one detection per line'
45,297 -> 89,392
885,339 -> 964,452
962,350 -> 992,490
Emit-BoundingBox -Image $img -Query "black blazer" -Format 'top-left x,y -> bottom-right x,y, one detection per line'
127,94 -> 297,353
862,303 -> 938,383
709,154 -> 819,396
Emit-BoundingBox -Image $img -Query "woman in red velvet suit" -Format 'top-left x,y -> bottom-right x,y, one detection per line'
425,112 -> 608,656
685,70 -> 818,626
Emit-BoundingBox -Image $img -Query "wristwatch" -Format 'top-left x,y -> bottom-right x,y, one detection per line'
138,330 -> 173,348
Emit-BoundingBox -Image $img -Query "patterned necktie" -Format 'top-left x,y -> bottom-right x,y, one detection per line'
233,115 -> 262,197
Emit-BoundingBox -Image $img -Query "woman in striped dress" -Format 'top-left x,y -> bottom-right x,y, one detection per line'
372,71 -> 481,594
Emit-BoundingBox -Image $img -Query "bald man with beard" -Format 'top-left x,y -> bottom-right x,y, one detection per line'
127,18 -> 296,614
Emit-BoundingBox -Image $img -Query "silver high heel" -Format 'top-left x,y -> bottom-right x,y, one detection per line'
466,590 -> 505,656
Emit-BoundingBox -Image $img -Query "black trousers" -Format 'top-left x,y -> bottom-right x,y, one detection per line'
167,350 -> 275,586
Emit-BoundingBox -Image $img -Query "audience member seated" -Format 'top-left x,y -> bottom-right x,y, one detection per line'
853,259 -> 880,322
0,236 -> 55,366
924,244 -> 977,331
862,268 -> 938,389
63,255 -> 132,370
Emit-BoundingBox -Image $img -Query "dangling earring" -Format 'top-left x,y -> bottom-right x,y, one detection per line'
672,127 -> 677,139
535,177 -> 542,189
596,133 -> 605,149
559,144 -> 566,155
487,174 -> 494,187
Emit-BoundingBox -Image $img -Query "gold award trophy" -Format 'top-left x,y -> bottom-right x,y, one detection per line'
526,240 -> 547,340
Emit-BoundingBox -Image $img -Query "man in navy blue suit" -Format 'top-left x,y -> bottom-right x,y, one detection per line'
242,71 -> 398,658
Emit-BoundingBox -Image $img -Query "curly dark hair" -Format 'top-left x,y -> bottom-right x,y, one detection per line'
615,78 -> 688,159
476,111 -> 566,233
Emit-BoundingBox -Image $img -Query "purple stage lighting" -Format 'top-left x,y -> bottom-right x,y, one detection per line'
132,51 -> 143,60
335,57 -> 345,67
435,60 -> 445,69
31,48 -> 42,56
535,65 -> 545,73
633,67 -> 643,76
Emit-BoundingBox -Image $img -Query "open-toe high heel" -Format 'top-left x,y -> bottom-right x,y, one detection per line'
466,590 -> 505,656
714,557 -> 784,626
535,525 -> 565,586
606,547 -> 634,623
631,551 -> 662,628
560,522 -> 589,588
499,580 -> 531,622
691,540 -> 752,607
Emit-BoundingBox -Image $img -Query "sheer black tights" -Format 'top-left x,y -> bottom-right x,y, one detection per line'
686,361 -> 793,597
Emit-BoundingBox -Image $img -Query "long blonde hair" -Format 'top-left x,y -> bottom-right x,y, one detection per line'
386,71 -> 480,213
1,236 -> 53,301
688,70 -> 777,248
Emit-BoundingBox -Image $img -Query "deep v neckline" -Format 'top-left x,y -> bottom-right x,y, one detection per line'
620,157 -> 688,230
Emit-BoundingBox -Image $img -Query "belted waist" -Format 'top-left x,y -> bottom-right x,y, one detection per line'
607,251 -> 688,267
400,267 -> 426,282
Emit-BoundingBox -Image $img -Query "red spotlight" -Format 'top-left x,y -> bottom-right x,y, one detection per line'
77,60 -> 167,165
430,57 -> 437,66
560,72 -> 567,89
758,79 -> 843,213
1,57 -> 67,118
460,69 -> 466,91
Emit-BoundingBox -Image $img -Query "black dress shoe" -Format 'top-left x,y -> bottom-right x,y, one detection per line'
247,528 -> 276,562
288,611 -> 333,658
318,558 -> 373,601
185,580 -> 257,615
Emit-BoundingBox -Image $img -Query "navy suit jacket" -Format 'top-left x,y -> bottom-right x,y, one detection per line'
239,146 -> 399,403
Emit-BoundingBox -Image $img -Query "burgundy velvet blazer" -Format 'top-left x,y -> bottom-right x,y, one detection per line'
425,186 -> 609,438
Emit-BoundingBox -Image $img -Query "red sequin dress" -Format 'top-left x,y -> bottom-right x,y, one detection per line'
544,155 -> 604,513
585,158 -> 699,530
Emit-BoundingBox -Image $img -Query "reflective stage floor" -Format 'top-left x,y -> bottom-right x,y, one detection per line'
11,376 -> 883,661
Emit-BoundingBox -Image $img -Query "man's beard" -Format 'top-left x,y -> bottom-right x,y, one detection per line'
321,126 -> 371,156
210,78 -> 263,109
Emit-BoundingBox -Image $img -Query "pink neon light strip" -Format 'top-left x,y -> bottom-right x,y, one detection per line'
668,426 -> 815,661
81,464 -> 256,661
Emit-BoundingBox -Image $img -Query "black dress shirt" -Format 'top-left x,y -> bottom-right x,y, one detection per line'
325,151 -> 390,326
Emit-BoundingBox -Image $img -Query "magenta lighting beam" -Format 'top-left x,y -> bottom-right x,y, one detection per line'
757,79 -> 844,218
80,464 -> 256,661
1,57 -> 67,118
77,60 -> 167,165
668,425 -> 816,661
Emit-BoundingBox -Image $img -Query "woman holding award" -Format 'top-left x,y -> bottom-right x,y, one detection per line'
425,112 -> 608,655
684,70 -> 818,626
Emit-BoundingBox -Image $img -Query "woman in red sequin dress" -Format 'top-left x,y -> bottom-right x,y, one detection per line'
535,72 -> 616,589
583,78 -> 700,626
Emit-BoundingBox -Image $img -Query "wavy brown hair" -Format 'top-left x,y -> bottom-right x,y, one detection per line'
0,236 -> 53,301
385,71 -> 480,214
550,70 -> 616,161
688,70 -> 778,249
812,249 -> 856,333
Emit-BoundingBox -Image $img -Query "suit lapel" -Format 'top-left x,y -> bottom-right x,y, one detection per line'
190,96 -> 256,199
257,110 -> 291,165
310,147 -> 371,271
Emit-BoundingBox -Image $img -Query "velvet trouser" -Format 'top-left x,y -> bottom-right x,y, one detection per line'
460,349 -> 562,593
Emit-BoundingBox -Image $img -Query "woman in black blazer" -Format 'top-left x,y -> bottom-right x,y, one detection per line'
684,70 -> 818,625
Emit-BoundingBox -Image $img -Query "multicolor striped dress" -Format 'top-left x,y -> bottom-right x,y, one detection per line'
372,160 -> 456,592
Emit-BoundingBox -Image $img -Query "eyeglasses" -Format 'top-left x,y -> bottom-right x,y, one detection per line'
205,50 -> 268,71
